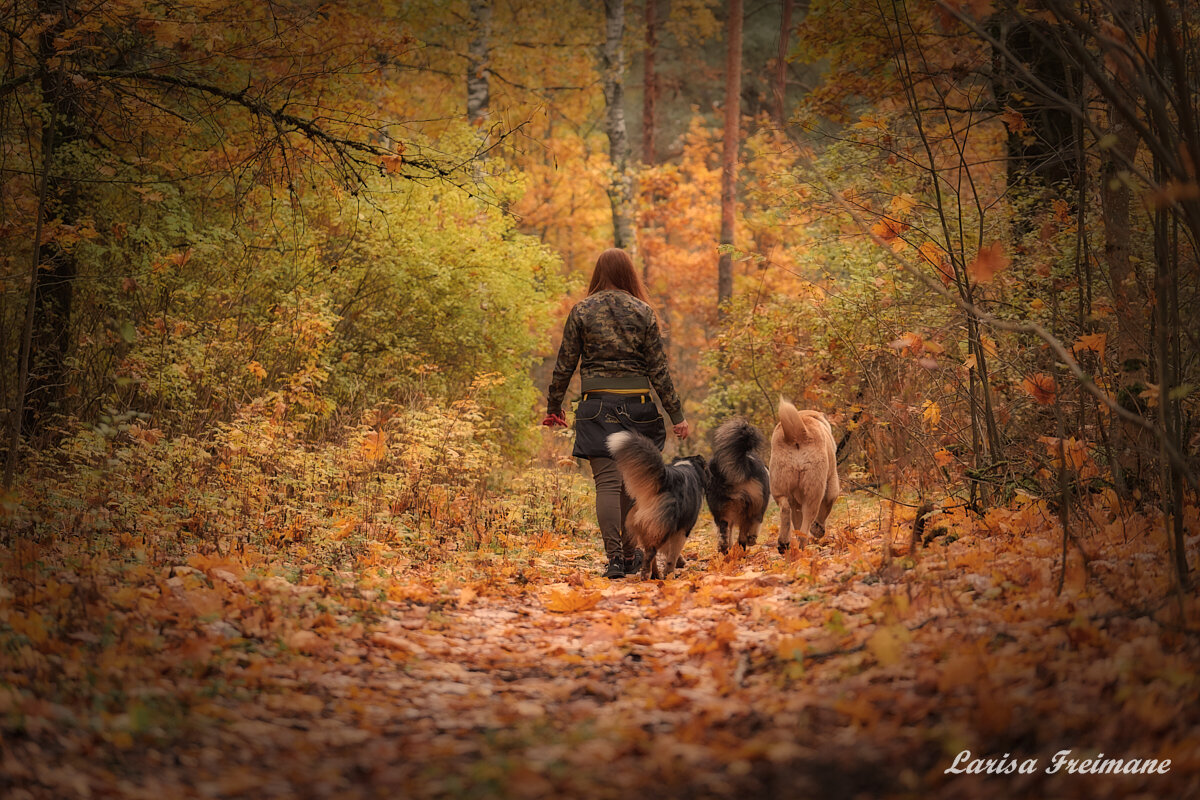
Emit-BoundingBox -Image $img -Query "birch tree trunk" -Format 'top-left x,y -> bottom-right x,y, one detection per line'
717,0 -> 743,312
602,0 -> 635,251
640,0 -> 659,281
467,0 -> 491,129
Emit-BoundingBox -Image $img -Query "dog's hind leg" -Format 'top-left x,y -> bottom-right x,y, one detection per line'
659,533 -> 686,579
738,519 -> 760,550
813,496 -> 835,539
776,498 -> 793,554
815,473 -> 839,539
716,518 -> 732,554
642,546 -> 659,580
796,499 -> 819,545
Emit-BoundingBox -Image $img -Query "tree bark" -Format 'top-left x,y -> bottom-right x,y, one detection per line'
642,0 -> 658,165
467,0 -> 491,128
773,0 -> 793,125
602,0 -> 635,251
717,0 -> 743,313
640,0 -> 659,283
1149,6 -> 1190,589
22,0 -> 81,435
1099,112 -> 1144,495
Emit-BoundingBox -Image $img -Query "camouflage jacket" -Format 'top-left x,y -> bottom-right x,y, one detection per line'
547,290 -> 684,424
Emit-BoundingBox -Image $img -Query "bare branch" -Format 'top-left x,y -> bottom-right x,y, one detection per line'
79,68 -> 454,183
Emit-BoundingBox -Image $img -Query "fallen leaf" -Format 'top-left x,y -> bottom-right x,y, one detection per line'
866,626 -> 905,666
287,630 -> 330,655
544,586 -> 601,613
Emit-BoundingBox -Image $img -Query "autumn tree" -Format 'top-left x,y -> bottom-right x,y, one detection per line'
960,0 -> 1198,583
704,0 -> 1197,589
14,0 -> 85,443
0,0 -> 508,481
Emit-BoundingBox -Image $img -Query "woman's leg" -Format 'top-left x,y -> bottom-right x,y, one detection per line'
589,457 -> 625,573
618,486 -> 638,565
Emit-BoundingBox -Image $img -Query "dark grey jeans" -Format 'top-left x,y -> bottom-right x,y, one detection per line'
588,456 -> 636,563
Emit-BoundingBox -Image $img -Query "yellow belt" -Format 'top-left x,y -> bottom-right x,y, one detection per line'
582,391 -> 649,404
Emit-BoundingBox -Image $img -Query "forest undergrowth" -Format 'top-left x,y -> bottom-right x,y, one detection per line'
2,411 -> 1197,800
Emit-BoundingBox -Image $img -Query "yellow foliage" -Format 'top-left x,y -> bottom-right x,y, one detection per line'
921,400 -> 941,427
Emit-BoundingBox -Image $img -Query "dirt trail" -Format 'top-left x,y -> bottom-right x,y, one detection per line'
201,535 -> 918,799
4,501 -> 1197,799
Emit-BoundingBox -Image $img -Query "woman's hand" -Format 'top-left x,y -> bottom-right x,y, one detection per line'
541,413 -> 568,428
673,419 -> 690,440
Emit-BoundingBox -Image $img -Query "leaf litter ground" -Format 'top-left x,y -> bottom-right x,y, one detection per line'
2,493 -> 1198,799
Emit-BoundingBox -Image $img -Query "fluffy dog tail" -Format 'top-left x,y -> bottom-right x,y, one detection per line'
778,397 -> 831,445
712,418 -> 765,484
606,431 -> 665,499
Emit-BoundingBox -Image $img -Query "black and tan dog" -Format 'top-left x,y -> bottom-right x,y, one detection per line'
706,418 -> 771,554
769,398 -> 840,553
606,431 -> 708,579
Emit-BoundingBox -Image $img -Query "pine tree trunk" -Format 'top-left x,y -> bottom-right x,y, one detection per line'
642,0 -> 658,165
602,0 -> 635,251
717,0 -> 743,313
22,0 -> 80,436
1149,9 -> 1190,589
773,0 -> 793,124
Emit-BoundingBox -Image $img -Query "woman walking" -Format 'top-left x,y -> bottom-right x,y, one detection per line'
542,249 -> 689,578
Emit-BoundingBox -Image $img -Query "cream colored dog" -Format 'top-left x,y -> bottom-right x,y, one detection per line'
769,399 -> 840,552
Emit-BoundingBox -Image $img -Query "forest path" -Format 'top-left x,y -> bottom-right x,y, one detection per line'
6,496 -> 1197,799
240,503 -> 928,798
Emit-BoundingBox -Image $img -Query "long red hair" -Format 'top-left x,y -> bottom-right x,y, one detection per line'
587,248 -> 649,303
